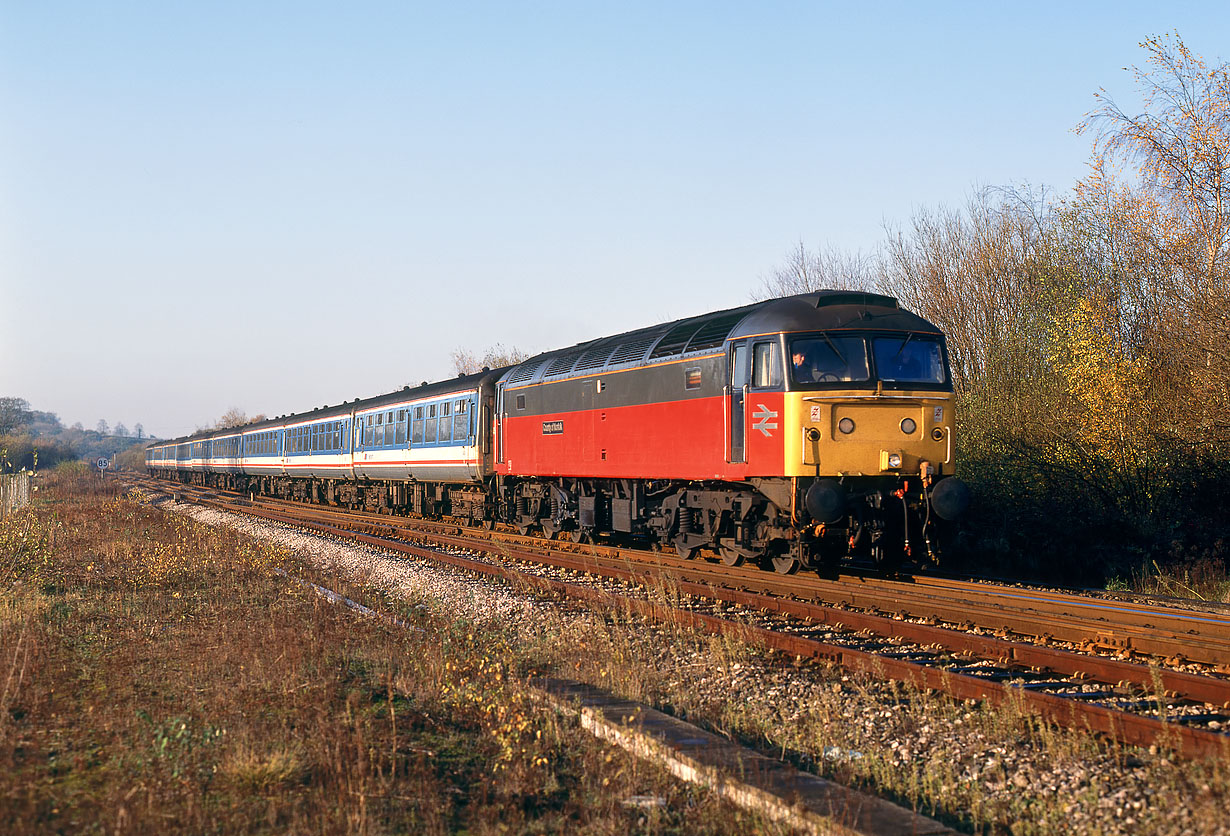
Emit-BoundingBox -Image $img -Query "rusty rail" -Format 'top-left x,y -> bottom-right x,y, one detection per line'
157,484 -> 1230,760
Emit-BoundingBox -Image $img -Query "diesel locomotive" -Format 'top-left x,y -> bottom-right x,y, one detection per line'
147,291 -> 969,572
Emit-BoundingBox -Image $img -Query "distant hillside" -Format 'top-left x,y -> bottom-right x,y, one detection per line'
0,396 -> 152,471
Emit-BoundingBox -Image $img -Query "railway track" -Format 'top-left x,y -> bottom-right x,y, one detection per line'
130,475 -> 1230,760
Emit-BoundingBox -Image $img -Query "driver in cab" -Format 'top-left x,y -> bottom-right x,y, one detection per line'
792,347 -> 840,383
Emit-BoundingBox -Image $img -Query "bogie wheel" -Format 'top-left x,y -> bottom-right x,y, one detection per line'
719,546 -> 745,567
673,538 -> 698,561
771,555 -> 800,575
569,529 -> 590,544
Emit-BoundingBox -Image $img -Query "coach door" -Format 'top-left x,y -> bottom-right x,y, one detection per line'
727,341 -> 748,463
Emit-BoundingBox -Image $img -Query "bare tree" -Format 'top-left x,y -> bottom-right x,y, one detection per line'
879,189 -> 1056,397
96,419 -> 109,435
114,422 -> 129,438
449,344 -> 531,376
135,423 -> 144,440
755,241 -> 878,300
215,407 -> 249,429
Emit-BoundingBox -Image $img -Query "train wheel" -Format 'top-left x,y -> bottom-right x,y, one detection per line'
569,529 -> 589,544
718,546 -> 745,567
771,555 -> 799,574
673,537 -> 698,560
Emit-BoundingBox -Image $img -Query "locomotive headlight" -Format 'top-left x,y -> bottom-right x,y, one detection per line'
900,418 -> 916,435
880,451 -> 903,470
838,417 -> 856,435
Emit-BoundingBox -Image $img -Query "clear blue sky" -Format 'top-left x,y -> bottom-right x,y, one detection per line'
2,1 -> 1225,438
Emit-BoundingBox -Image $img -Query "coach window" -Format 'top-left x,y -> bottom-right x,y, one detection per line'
751,342 -> 783,389
395,410 -> 406,445
684,368 -> 702,390
439,403 -> 453,443
438,403 -> 450,443
453,400 -> 468,439
425,404 -> 438,443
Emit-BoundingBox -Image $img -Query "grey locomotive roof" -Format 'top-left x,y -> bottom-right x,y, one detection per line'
729,291 -> 940,340
498,290 -> 941,388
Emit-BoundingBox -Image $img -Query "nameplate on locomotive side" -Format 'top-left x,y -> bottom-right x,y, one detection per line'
541,420 -> 564,435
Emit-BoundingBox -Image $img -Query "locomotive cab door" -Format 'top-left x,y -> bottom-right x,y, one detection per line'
727,341 -> 749,463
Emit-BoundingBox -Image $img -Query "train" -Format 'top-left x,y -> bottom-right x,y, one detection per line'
147,291 -> 969,573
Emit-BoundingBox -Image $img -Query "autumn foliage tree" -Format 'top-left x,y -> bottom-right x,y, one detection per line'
1076,33 -> 1230,447
874,34 -> 1230,579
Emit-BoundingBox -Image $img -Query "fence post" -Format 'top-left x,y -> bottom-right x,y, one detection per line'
0,472 -> 33,519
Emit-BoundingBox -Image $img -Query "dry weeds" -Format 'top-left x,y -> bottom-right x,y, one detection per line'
0,470 -> 786,835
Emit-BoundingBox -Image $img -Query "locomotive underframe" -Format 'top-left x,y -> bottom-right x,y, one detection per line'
154,466 -> 945,572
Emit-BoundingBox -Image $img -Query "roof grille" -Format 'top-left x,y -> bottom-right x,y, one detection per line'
606,336 -> 658,367
573,343 -> 616,372
505,359 -> 545,386
544,352 -> 583,377
683,312 -> 744,352
649,319 -> 704,359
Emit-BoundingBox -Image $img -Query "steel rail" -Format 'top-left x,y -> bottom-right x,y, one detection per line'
161,485 -> 1230,760
225,487 -> 1230,667
151,478 -> 1230,667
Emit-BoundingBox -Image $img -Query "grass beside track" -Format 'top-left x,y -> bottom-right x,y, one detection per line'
7,470 -> 1230,835
0,471 -> 777,835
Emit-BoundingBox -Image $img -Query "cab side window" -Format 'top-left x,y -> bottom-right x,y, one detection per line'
751,341 -> 782,388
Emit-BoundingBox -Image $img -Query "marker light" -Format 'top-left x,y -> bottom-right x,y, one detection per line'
881,450 -> 903,470
900,418 -> 916,434
838,417 -> 856,434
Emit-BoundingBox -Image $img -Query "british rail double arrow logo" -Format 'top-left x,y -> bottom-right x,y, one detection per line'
752,404 -> 778,437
